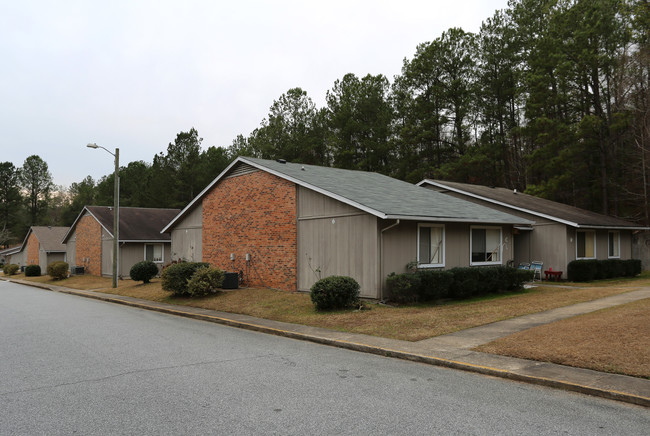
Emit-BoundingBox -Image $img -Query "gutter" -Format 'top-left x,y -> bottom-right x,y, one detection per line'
379,219 -> 400,301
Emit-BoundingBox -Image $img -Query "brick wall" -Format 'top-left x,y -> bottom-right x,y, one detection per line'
26,232 -> 39,265
202,170 -> 297,291
75,215 -> 102,276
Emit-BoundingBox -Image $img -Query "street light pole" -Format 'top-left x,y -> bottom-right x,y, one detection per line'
87,143 -> 120,288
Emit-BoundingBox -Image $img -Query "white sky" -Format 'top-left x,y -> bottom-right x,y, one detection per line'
1,0 -> 510,187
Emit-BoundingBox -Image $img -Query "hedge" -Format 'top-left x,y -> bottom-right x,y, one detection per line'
47,261 -> 69,280
161,261 -> 210,296
130,260 -> 159,283
3,264 -> 19,275
186,266 -> 225,297
25,264 -> 41,277
386,266 -> 534,303
567,259 -> 641,282
310,276 -> 360,311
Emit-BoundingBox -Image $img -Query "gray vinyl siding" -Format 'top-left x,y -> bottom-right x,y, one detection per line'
119,244 -> 144,278
39,249 -> 47,272
39,252 -> 65,272
8,249 -> 25,266
170,204 -> 203,262
382,221 -> 514,276
298,186 -> 516,299
620,231 -> 632,260
101,228 -> 113,276
297,187 -> 379,298
66,234 -> 76,267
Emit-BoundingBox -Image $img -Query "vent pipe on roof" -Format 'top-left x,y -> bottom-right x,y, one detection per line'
276,159 -> 286,164
514,189 -> 517,194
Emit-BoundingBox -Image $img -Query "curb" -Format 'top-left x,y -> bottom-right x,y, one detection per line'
3,277 -> 649,408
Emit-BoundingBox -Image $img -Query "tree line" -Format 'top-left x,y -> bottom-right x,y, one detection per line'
1,0 -> 648,246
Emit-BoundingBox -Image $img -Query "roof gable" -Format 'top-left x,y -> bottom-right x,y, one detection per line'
419,180 -> 646,229
28,226 -> 69,252
163,157 -> 533,232
64,206 -> 181,242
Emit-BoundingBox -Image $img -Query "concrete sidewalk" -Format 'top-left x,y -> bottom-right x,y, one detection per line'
3,277 -> 649,407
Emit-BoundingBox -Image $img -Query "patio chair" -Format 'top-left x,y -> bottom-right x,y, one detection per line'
531,261 -> 543,281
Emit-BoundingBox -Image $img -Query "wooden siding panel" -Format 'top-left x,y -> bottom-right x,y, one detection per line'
170,204 -> 203,262
171,228 -> 203,262
298,186 -> 359,218
298,214 -> 378,298
101,228 -> 113,277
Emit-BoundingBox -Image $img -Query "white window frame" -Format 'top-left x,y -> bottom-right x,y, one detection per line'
608,231 -> 620,259
417,224 -> 445,268
470,226 -> 502,266
576,230 -> 596,259
144,243 -> 164,263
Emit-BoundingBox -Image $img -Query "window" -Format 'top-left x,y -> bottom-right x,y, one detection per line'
145,244 -> 164,263
576,230 -> 595,259
471,227 -> 501,265
418,224 -> 445,267
608,231 -> 620,258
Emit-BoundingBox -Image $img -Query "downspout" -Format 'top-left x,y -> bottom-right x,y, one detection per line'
379,219 -> 400,301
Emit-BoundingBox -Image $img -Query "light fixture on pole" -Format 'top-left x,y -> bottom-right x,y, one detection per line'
87,143 -> 120,288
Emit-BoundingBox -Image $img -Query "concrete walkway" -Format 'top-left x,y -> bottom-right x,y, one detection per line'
3,277 -> 649,407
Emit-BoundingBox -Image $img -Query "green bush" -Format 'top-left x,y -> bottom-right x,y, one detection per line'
568,259 -> 641,282
3,263 -> 19,275
186,266 -> 225,297
310,276 -> 360,311
130,260 -> 159,283
386,272 -> 420,304
511,269 -> 535,289
386,266 -> 532,304
47,261 -> 69,280
567,260 -> 597,281
624,259 -> 642,277
24,264 -> 41,277
161,261 -> 210,295
417,269 -> 454,301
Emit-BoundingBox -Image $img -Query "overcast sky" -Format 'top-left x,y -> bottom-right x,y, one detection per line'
1,0 -> 510,187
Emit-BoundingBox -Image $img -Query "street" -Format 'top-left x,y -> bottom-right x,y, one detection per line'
1,280 -> 648,435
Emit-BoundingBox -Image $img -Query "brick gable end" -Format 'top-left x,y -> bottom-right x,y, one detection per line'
202,170 -> 297,291
75,215 -> 102,276
26,233 -> 39,265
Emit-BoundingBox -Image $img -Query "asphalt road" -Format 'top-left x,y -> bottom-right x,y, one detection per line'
1,280 -> 649,435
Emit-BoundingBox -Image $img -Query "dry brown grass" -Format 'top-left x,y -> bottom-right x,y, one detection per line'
14,273 -> 647,342
475,298 -> 650,379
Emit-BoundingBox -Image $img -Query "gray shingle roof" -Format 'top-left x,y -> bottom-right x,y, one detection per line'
421,180 -> 645,229
64,206 -> 181,242
87,206 -> 181,240
164,157 -> 534,230
28,226 -> 69,252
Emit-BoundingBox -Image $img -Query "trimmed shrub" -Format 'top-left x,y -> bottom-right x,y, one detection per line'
624,259 -> 642,277
511,269 -> 535,289
567,260 -> 598,281
310,276 -> 360,311
47,261 -> 69,280
186,267 -> 225,297
386,272 -> 420,304
418,269 -> 454,301
386,266 -> 532,304
161,261 -> 210,296
24,264 -> 41,277
3,263 -> 19,275
568,259 -> 641,282
130,260 -> 159,283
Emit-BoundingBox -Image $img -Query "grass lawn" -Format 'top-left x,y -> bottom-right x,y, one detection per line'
6,271 -> 649,378
475,298 -> 650,379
